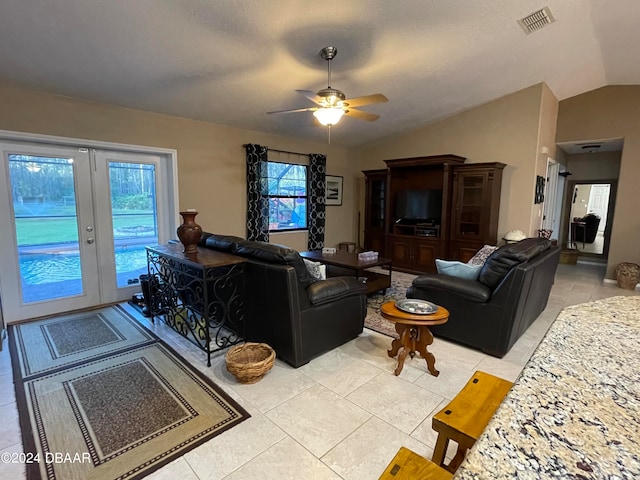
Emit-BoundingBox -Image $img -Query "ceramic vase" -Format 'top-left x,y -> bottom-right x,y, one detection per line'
177,210 -> 202,254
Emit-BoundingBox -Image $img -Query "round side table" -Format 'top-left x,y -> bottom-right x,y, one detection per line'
381,301 -> 449,376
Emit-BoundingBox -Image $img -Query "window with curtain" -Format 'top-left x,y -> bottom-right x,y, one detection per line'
266,161 -> 307,231
245,144 -> 324,249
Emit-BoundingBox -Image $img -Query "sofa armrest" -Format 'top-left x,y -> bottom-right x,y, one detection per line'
307,276 -> 366,307
409,274 -> 492,303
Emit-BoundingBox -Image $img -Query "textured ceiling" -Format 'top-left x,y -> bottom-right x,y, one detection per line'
0,0 -> 638,147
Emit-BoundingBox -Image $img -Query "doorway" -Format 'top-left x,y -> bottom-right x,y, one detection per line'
0,139 -> 176,322
564,180 -> 617,257
541,158 -> 560,238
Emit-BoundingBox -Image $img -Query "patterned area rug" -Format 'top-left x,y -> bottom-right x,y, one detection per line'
9,305 -> 250,480
365,270 -> 417,338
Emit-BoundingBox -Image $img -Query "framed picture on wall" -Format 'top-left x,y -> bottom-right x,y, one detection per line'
535,175 -> 545,204
325,175 -> 343,206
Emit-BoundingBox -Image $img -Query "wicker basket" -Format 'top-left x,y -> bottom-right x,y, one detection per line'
559,249 -> 578,265
615,262 -> 640,290
225,343 -> 275,384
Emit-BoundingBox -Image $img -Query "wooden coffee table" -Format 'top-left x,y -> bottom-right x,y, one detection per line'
381,301 -> 449,376
300,250 -> 392,295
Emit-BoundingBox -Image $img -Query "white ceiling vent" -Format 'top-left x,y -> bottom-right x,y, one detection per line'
518,6 -> 555,34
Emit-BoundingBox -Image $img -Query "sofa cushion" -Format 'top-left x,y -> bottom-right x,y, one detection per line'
200,233 -> 245,252
307,276 -> 367,306
435,259 -> 482,280
410,274 -> 492,303
198,232 -> 214,246
477,238 -> 551,289
233,240 -> 315,287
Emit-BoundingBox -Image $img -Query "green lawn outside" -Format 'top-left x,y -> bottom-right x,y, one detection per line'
15,213 -> 156,246
13,203 -> 78,216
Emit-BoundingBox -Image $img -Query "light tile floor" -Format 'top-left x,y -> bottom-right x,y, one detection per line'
1,263 -> 638,480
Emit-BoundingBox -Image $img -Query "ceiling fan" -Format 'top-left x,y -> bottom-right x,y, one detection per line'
267,46 -> 388,127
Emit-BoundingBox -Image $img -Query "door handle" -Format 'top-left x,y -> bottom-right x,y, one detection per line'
87,237 -> 95,244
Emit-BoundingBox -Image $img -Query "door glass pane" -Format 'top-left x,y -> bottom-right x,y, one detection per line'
109,162 -> 158,287
458,175 -> 484,236
9,155 -> 83,302
370,179 -> 385,227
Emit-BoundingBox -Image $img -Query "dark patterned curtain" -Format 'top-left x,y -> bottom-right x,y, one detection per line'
244,144 -> 269,242
307,153 -> 326,250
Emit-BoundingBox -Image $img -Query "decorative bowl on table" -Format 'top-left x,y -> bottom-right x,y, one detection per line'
395,299 -> 437,315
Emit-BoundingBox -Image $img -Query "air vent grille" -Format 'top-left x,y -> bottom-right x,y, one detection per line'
518,6 -> 555,34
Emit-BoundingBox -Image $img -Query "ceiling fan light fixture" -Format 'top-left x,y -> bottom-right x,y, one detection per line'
267,46 -> 386,132
317,88 -> 346,107
313,107 -> 345,126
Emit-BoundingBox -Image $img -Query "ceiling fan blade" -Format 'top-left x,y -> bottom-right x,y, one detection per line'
267,107 -> 318,115
296,89 -> 323,105
344,108 -> 380,122
343,93 -> 388,108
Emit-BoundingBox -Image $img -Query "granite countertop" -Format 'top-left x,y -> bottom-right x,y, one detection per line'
454,296 -> 640,479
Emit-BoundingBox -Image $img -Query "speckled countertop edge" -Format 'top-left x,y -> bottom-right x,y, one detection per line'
454,296 -> 640,479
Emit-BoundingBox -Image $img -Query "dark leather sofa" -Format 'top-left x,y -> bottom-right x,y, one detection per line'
406,238 -> 560,357
574,213 -> 601,244
198,233 -> 367,367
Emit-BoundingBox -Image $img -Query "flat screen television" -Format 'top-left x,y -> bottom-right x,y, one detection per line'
395,189 -> 443,224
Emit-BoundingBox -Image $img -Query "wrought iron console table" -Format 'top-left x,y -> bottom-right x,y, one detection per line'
146,244 -> 246,366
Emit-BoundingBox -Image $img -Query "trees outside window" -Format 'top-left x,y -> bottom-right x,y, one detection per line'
265,161 -> 307,231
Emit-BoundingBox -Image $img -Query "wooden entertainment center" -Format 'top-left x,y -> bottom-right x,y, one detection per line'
363,155 -> 505,273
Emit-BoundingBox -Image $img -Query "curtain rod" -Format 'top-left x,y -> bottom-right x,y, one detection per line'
242,144 -> 309,156
267,148 -> 309,156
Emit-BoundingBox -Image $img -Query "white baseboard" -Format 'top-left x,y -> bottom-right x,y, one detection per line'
603,278 -> 640,290
576,259 -> 607,266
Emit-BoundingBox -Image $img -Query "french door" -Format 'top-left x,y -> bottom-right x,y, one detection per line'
0,140 -> 174,322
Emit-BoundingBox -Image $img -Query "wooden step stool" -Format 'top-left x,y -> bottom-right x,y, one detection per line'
431,371 -> 513,473
379,447 -> 452,480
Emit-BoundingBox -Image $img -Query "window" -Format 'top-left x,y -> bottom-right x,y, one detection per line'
265,161 -> 307,231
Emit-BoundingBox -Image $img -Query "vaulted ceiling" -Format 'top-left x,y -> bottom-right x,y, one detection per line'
0,1 -> 638,147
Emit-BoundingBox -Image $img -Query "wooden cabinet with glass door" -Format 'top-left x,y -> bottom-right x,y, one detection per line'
363,169 -> 388,255
450,163 -> 505,261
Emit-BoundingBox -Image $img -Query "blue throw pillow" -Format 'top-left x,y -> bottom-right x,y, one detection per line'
435,259 -> 482,280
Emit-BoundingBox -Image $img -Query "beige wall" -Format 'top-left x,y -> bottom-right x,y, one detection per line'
557,86 -> 640,278
572,185 -> 592,219
0,81 -> 361,252
530,83 -> 560,234
355,83 -> 553,242
566,151 -> 621,181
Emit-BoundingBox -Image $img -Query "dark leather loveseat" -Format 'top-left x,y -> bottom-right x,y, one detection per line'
406,238 -> 560,357
198,233 -> 367,367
